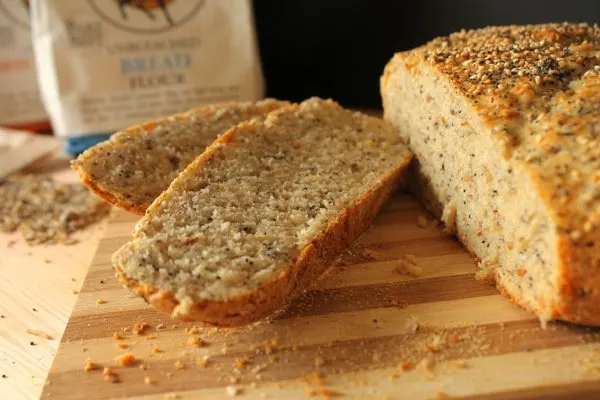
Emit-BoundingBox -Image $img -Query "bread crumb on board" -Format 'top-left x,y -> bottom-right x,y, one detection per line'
116,352 -> 136,366
102,367 -> 118,383
187,336 -> 208,347
83,357 -> 97,372
96,298 -> 105,305
26,329 -> 54,340
405,316 -> 420,334
396,254 -> 423,277
113,331 -> 123,340
144,376 -> 153,385
133,321 -> 150,335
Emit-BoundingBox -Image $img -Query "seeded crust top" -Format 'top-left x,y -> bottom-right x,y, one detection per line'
388,22 -> 600,252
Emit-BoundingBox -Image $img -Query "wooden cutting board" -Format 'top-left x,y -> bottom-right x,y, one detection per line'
42,191 -> 600,400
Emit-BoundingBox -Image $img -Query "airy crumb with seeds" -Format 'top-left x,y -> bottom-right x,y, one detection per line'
83,357 -> 97,372
116,352 -> 136,366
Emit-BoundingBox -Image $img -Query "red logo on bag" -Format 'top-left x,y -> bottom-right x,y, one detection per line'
89,0 -> 204,34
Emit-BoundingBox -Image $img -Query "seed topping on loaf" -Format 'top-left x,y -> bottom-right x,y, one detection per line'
392,22 -> 600,251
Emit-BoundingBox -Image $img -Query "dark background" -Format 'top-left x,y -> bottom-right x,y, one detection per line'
253,0 -> 600,109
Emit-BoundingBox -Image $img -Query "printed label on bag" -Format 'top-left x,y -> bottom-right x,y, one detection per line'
31,0 -> 264,137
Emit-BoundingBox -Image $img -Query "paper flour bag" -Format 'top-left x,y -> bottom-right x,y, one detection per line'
0,0 -> 49,131
30,0 -> 264,153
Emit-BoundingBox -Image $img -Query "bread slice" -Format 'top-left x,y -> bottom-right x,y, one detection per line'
71,99 -> 289,214
381,23 -> 600,325
112,97 -> 412,326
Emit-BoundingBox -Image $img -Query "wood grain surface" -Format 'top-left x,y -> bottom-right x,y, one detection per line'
42,192 -> 600,399
0,153 -> 109,400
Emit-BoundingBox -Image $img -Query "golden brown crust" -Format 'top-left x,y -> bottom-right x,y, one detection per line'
72,99 -> 289,215
112,102 -> 412,326
383,23 -> 600,325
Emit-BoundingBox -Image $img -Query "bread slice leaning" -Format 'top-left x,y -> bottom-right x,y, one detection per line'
72,99 -> 289,214
112,97 -> 412,326
381,23 -> 600,325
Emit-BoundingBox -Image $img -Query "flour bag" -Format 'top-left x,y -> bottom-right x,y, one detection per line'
30,0 -> 264,154
0,0 -> 49,132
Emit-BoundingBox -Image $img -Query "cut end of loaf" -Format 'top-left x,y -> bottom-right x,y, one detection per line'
382,22 -> 600,326
112,97 -> 412,325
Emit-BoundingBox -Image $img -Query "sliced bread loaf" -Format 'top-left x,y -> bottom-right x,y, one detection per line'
112,97 -> 412,326
381,23 -> 600,325
71,99 -> 288,214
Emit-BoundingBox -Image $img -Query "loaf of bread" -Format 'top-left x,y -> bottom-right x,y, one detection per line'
381,23 -> 600,325
112,97 -> 412,326
72,99 -> 288,214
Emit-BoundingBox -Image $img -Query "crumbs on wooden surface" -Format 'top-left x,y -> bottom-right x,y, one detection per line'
396,254 -> 423,277
116,343 -> 129,350
96,298 -> 105,305
187,336 -> 208,347
153,345 -> 163,353
174,360 -> 185,370
116,352 -> 136,366
405,315 -> 420,334
102,367 -> 118,383
83,357 -> 97,372
417,354 -> 436,377
133,321 -> 149,335
113,331 -> 123,340
305,388 -> 344,398
26,329 -> 54,340
144,376 -> 153,385
196,355 -> 210,368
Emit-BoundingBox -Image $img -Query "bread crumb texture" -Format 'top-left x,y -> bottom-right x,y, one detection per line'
113,97 -> 411,322
73,99 -> 289,213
